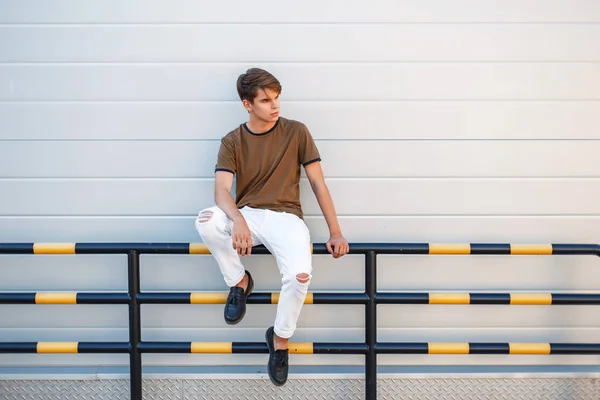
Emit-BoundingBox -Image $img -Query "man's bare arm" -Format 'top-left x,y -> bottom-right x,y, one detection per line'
214,171 -> 242,221
214,171 -> 253,256
304,162 -> 349,258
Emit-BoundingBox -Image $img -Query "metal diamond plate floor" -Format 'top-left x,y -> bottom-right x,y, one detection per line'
1,378 -> 600,399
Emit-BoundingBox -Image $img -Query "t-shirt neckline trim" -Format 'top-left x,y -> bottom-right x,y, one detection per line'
243,118 -> 280,136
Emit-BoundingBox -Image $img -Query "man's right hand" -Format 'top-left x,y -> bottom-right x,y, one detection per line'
232,216 -> 253,256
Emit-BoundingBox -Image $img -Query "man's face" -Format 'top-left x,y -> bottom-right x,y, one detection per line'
246,88 -> 280,123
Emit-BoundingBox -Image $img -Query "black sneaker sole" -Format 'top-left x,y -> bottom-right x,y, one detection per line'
265,326 -> 286,386
224,270 -> 254,325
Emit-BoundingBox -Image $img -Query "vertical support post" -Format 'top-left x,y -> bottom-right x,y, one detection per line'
128,251 -> 142,400
365,250 -> 377,400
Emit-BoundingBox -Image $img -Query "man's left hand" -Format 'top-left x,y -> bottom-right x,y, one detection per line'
326,234 -> 349,259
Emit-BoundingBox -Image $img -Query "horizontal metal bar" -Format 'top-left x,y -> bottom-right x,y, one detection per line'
0,342 -> 129,353
469,343 -> 510,354
138,292 -> 368,305
0,243 -> 33,254
0,293 -> 130,304
1,243 -> 597,256
138,342 -> 191,353
377,293 -> 428,304
315,343 -> 369,354
552,244 -> 600,255
551,294 -> 600,305
139,342 -> 368,354
377,343 -> 600,355
0,343 -> 37,353
376,343 -> 429,354
376,293 -> 600,305
0,293 -> 36,304
550,344 -> 600,354
76,243 -> 191,254
469,243 -> 511,255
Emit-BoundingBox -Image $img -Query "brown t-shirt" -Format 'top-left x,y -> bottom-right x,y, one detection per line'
215,117 -> 321,219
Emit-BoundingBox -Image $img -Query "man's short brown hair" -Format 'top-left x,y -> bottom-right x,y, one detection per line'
236,68 -> 282,103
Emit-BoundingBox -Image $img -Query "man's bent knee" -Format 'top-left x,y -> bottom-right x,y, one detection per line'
296,273 -> 310,284
197,210 -> 214,224
195,209 -> 219,239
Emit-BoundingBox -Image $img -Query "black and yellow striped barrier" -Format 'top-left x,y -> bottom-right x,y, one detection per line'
4,291 -> 599,306
1,242 -> 598,255
137,292 -> 367,305
0,292 -> 129,304
1,241 -> 599,400
138,292 -> 600,305
377,342 -> 600,355
137,341 -> 600,355
0,342 -> 129,353
376,292 -> 600,305
5,341 -> 598,355
139,342 -> 367,354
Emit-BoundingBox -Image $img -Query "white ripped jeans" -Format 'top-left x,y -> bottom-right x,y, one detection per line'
195,205 -> 312,339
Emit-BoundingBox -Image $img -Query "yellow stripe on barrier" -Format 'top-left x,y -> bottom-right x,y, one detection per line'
35,292 -> 77,304
305,293 -> 314,304
428,343 -> 470,354
189,243 -> 210,254
272,293 -> 313,304
429,293 -> 470,305
429,244 -> 471,255
310,243 -> 313,254
37,342 -> 78,354
289,343 -> 313,354
510,244 -> 552,255
509,343 -> 550,355
33,243 -> 75,255
190,293 -> 228,304
191,342 -> 232,353
510,293 -> 552,305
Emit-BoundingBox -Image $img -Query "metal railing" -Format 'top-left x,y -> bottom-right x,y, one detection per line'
1,242 -> 599,400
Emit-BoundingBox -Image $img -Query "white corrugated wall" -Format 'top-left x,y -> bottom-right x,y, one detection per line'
1,0 -> 600,372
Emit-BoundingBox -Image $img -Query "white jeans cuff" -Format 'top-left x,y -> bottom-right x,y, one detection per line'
273,324 -> 295,339
225,269 -> 246,287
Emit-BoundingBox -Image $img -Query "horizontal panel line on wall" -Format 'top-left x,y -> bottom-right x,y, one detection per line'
2,177 -> 600,180
2,177 -> 600,182
3,215 -> 600,220
3,99 -> 600,103
4,139 -> 600,142
2,100 -> 600,103
2,214 -> 600,219
4,23 -> 600,26
3,61 -> 600,65
5,99 -> 600,103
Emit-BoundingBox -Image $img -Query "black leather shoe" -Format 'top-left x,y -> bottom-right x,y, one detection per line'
265,326 -> 289,386
224,270 -> 254,325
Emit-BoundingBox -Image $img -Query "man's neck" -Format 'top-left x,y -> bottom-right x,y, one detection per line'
246,118 -> 277,134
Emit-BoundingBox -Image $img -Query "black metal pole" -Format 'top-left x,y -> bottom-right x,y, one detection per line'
128,251 -> 142,400
365,250 -> 377,400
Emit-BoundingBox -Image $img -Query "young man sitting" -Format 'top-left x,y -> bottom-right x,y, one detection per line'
195,68 -> 349,386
